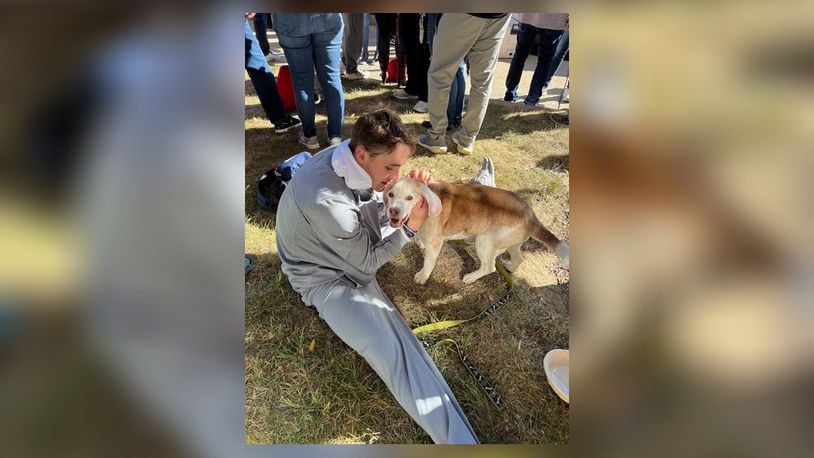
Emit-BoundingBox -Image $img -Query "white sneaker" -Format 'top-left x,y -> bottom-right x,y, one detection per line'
329,137 -> 342,146
299,135 -> 320,150
412,100 -> 428,113
392,88 -> 418,100
343,69 -> 367,80
471,156 -> 496,187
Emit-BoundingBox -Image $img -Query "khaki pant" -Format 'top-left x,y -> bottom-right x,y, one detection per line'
427,14 -> 511,144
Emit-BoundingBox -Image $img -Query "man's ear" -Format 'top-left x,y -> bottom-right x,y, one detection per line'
418,183 -> 442,217
353,145 -> 368,163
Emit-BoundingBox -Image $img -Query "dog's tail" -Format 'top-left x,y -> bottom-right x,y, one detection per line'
531,220 -> 569,269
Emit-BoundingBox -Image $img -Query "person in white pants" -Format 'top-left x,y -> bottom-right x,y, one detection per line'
418,13 -> 511,156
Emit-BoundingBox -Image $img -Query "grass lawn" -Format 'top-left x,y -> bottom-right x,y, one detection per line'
245,71 -> 570,444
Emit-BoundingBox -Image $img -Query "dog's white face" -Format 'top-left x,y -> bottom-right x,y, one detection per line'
384,178 -> 423,228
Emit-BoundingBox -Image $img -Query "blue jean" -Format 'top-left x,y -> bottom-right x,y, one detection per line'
505,24 -> 568,104
277,28 -> 345,138
361,13 -> 370,62
244,20 -> 287,125
447,60 -> 466,127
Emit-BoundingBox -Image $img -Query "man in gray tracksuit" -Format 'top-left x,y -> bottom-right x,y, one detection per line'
275,109 -> 479,444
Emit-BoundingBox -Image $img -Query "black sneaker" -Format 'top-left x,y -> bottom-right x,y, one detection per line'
274,116 -> 301,134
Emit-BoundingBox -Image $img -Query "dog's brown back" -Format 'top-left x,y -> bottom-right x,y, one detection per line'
428,182 -> 561,251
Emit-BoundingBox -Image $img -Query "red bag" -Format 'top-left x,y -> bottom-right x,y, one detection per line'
387,58 -> 399,83
276,65 -> 296,112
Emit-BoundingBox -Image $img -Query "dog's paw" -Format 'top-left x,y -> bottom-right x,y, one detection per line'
414,271 -> 430,285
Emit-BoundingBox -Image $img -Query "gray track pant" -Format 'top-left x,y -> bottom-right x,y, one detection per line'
427,14 -> 511,144
307,278 -> 479,444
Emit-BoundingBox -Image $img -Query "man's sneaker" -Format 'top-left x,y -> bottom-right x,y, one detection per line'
451,131 -> 474,156
417,133 -> 447,154
392,88 -> 418,100
412,100 -> 428,113
299,135 -> 320,150
274,116 -> 301,134
504,94 -> 521,103
329,136 -> 342,146
343,69 -> 367,80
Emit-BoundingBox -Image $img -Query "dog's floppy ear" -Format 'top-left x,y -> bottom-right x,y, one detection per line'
418,183 -> 442,217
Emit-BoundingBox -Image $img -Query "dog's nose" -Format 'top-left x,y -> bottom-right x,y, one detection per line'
388,207 -> 400,218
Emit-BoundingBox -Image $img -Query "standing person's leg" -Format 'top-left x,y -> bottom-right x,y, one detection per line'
278,33 -> 318,141
451,60 -> 466,128
313,27 -> 345,141
375,14 -> 396,83
245,21 -> 296,130
504,22 -> 538,102
420,14 -> 484,152
454,15 -> 510,154
342,13 -> 365,74
361,13 -> 370,62
312,280 -> 479,444
525,28 -> 565,106
426,13 -> 437,50
398,14 -> 421,96
371,14 -> 380,62
542,30 -> 569,90
252,13 -> 270,56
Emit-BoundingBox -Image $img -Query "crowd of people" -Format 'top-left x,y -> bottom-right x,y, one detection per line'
245,13 -> 569,155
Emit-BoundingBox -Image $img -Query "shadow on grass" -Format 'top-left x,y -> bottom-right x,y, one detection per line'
537,154 -> 569,171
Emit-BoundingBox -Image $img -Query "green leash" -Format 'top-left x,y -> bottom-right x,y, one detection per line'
412,256 -> 515,408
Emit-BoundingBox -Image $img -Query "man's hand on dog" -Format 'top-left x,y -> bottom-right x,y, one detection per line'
407,169 -> 434,185
403,169 -> 433,231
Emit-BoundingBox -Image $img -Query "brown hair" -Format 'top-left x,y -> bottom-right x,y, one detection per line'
348,108 -> 416,158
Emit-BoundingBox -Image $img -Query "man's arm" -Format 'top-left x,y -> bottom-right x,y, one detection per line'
306,197 -> 409,276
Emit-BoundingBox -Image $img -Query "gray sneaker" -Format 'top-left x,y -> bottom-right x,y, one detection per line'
417,133 -> 448,154
343,69 -> 367,80
471,156 -> 496,187
299,135 -> 320,150
451,131 -> 474,156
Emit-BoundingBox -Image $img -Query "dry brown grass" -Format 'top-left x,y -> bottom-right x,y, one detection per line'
245,70 -> 569,444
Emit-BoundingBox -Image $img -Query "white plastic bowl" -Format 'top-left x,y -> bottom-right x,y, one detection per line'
544,349 -> 570,403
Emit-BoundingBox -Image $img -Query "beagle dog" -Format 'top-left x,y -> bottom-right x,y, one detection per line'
384,177 -> 569,285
